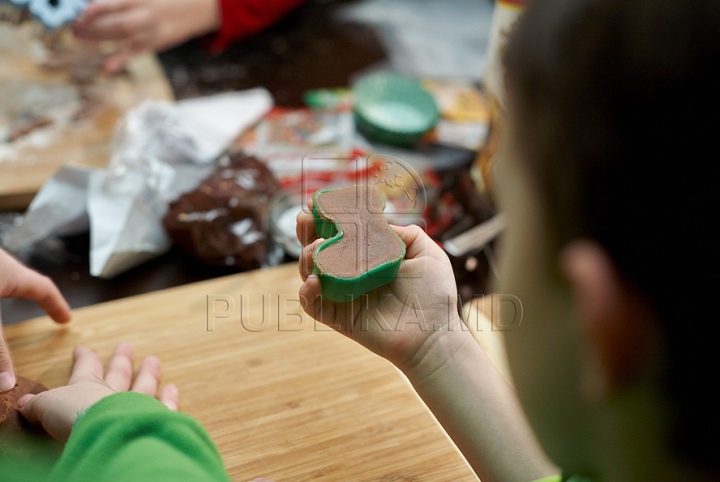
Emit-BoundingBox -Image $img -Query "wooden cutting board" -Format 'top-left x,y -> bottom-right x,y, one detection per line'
6,263 -> 479,481
0,24 -> 174,211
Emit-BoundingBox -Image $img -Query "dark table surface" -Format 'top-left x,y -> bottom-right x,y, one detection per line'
1,230 -> 254,325
158,0 -> 387,106
1,0 -> 490,326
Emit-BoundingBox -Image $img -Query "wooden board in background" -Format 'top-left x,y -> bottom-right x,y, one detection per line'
0,26 -> 174,211
6,263 -> 478,482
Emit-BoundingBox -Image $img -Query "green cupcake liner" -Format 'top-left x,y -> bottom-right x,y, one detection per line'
353,72 -> 440,148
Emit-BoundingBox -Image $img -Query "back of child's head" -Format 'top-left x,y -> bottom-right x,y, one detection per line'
503,0 -> 720,473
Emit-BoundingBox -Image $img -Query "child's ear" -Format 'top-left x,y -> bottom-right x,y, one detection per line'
560,241 -> 652,401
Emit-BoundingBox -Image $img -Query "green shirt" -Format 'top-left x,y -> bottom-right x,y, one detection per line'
2,392 -> 230,481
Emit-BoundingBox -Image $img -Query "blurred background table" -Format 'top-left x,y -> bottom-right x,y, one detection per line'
0,53 -> 174,211
6,263 -> 479,482
1,0 -> 391,325
1,0 -> 494,324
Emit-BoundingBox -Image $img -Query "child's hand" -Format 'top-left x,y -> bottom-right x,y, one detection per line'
18,343 -> 178,442
0,248 -> 71,392
296,203 -> 463,373
298,203 -> 560,482
72,0 -> 220,73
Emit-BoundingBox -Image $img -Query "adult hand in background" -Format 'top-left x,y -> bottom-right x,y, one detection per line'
18,343 -> 179,442
72,0 -> 220,73
0,248 -> 71,392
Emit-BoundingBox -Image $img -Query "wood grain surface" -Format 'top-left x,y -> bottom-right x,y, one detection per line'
5,263 -> 478,482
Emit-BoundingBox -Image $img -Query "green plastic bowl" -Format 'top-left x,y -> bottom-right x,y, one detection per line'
311,188 -> 405,303
353,72 -> 440,148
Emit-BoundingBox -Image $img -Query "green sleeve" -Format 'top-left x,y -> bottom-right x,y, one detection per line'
48,392 -> 230,482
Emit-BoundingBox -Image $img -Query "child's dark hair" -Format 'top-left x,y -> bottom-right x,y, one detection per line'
504,0 -> 720,473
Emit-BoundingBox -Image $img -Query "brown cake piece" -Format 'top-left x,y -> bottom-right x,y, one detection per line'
163,152 -> 280,269
0,377 -> 46,426
314,185 -> 404,279
0,377 -> 60,458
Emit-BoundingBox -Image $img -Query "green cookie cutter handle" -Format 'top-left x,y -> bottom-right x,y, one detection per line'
311,189 -> 405,303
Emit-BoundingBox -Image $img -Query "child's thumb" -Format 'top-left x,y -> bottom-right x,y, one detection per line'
16,394 -> 36,414
0,338 -> 17,392
18,391 -> 74,443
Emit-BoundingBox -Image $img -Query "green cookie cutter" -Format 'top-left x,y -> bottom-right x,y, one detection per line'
311,188 -> 406,303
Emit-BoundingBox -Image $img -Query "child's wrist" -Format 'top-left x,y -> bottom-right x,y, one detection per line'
399,314 -> 473,383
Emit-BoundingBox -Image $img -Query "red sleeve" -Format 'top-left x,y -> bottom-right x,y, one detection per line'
201,0 -> 308,54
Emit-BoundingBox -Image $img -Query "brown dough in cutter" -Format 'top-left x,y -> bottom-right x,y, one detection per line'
314,185 -> 404,279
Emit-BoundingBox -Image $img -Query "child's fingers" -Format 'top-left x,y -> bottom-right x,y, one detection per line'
299,275 -> 325,319
159,384 -> 180,411
391,224 -> 443,261
68,346 -> 105,385
299,238 -> 324,282
18,383 -> 112,443
17,391 -> 73,443
8,268 -> 71,324
103,343 -> 134,392
0,335 -> 16,392
0,249 -> 71,324
299,275 -> 355,335
32,280 -> 71,324
131,357 -> 161,397
16,393 -> 41,423
296,209 -> 318,248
